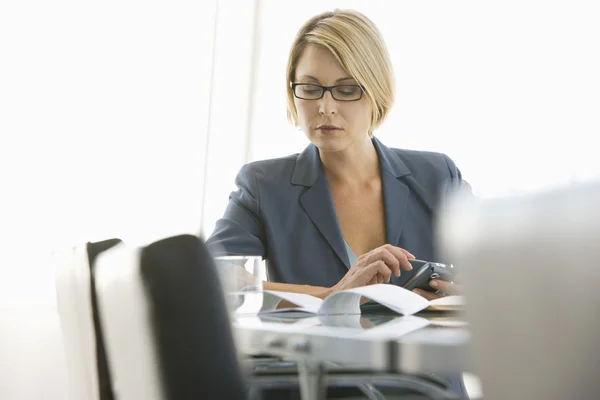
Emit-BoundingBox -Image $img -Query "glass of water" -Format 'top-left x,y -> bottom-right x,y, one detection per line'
213,255 -> 265,314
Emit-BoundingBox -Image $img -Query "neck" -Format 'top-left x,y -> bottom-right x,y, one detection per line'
320,135 -> 380,185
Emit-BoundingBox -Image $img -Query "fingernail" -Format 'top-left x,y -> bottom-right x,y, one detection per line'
413,289 -> 421,295
430,280 -> 438,288
407,252 -> 415,259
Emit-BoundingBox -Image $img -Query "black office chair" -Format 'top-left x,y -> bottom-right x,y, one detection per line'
88,239 -> 122,400
94,234 -> 247,399
54,238 -> 122,400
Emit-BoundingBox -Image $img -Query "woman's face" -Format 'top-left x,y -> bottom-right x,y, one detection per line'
293,44 -> 372,153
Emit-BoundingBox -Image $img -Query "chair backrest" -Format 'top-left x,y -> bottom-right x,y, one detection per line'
54,238 -> 122,400
94,234 -> 246,400
87,239 -> 122,400
440,183 -> 600,399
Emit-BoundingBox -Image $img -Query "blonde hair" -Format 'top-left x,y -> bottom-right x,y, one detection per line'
286,9 -> 395,134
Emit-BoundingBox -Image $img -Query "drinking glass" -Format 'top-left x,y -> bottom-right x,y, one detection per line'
214,255 -> 265,314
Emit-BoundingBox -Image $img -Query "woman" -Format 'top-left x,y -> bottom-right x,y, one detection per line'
206,9 -> 465,301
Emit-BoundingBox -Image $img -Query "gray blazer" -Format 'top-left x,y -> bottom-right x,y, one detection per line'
206,137 -> 464,288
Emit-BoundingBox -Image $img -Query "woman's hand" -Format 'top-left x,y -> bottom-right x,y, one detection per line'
331,244 -> 415,293
413,279 -> 462,300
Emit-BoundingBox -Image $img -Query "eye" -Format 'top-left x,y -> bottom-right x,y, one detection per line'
298,85 -> 321,94
336,86 -> 360,96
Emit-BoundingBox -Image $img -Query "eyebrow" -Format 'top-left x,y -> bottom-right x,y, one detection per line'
297,75 -> 356,84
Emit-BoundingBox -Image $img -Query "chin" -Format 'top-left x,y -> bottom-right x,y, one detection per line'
309,135 -> 348,153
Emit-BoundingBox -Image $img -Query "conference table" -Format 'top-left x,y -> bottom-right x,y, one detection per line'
232,306 -> 472,400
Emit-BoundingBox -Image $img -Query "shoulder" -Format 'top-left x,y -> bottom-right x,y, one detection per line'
233,154 -> 306,208
386,146 -> 462,183
392,148 -> 455,170
236,154 -> 300,185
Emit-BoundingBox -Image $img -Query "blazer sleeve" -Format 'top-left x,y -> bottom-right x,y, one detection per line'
205,164 -> 266,258
442,153 -> 474,197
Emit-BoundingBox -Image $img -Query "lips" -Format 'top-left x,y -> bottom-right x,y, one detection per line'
316,124 -> 342,133
317,124 -> 341,130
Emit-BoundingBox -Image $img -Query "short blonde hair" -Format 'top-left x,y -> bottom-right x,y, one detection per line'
286,9 -> 395,133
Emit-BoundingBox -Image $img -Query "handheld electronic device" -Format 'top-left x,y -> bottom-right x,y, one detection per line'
403,260 -> 455,293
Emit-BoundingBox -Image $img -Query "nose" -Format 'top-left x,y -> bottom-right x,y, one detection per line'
318,90 -> 338,116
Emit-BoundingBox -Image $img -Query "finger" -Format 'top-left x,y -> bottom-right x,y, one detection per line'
412,289 -> 441,301
383,244 -> 416,260
430,280 -> 462,295
365,248 -> 400,277
380,245 -> 414,272
362,264 -> 388,287
366,260 -> 392,283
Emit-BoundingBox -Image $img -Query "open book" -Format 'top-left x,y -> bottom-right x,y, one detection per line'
258,283 -> 464,316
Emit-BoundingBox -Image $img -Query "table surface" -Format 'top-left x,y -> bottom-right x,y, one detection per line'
232,305 -> 472,375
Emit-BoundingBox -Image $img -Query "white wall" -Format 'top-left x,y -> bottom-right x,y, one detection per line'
200,0 -> 260,237
1,1 -> 216,398
247,0 -> 600,200
1,0 -> 217,300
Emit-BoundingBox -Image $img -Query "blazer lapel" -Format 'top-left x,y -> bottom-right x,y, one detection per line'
291,138 -> 420,267
300,175 -> 350,268
373,138 -> 412,246
292,144 -> 350,269
381,171 -> 410,246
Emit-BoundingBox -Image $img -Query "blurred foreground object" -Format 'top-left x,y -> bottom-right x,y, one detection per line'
95,234 -> 246,400
54,238 -> 122,400
55,234 -> 246,400
440,182 -> 600,399
214,255 -> 266,315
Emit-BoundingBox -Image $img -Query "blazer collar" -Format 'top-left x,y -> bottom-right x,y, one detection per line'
291,137 -> 413,269
291,137 -> 411,186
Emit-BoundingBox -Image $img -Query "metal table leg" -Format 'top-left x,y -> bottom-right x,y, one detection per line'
297,359 -> 326,400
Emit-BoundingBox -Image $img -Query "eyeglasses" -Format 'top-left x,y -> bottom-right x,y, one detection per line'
291,83 -> 364,101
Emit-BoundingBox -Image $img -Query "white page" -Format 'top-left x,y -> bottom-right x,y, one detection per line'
319,284 -> 430,315
233,318 -> 362,338
260,286 -> 465,316
428,295 -> 465,308
234,319 -> 310,333
359,316 -> 432,339
260,290 -> 323,313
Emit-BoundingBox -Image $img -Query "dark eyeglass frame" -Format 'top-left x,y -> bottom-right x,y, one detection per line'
290,83 -> 364,102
